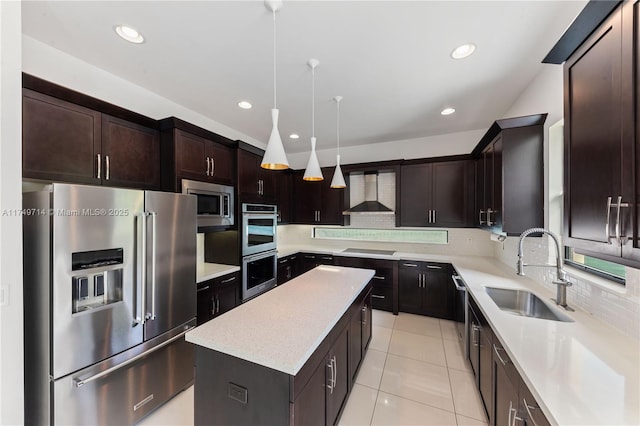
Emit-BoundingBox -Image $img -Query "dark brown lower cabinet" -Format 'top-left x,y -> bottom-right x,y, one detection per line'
399,261 -> 454,319
334,256 -> 397,314
196,272 -> 239,325
194,283 -> 372,426
277,254 -> 299,285
299,253 -> 334,274
468,296 -> 551,426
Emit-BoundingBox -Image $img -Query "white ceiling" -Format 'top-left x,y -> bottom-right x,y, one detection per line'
22,1 -> 586,154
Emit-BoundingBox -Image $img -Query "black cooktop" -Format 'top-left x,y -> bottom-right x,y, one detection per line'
342,248 -> 396,256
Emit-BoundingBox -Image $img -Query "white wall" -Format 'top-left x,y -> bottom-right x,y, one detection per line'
0,1 -> 24,424
493,65 -> 640,339
22,36 -> 266,150
286,128 -> 486,170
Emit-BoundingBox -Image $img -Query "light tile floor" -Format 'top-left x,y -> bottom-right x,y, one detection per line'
338,310 -> 488,426
137,310 -> 487,426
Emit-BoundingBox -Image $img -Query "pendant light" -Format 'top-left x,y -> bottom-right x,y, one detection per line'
330,96 -> 346,188
303,58 -> 323,181
261,0 -> 289,170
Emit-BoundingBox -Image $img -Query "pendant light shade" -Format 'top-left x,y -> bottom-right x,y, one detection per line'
330,96 -> 346,188
303,137 -> 323,181
303,58 -> 323,181
261,0 -> 289,170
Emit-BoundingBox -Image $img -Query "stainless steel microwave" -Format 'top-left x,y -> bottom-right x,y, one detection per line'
181,179 -> 234,228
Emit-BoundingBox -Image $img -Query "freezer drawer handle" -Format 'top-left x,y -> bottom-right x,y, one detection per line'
72,326 -> 194,388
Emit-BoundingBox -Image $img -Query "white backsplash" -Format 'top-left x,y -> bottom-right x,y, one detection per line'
493,235 -> 640,339
197,233 -> 204,264
348,171 -> 396,229
278,224 -> 494,258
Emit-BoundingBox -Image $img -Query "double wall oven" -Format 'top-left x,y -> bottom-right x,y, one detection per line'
241,203 -> 278,301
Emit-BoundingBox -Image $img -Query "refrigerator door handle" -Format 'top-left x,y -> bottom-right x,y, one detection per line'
73,326 -> 195,388
147,211 -> 158,321
138,212 -> 149,325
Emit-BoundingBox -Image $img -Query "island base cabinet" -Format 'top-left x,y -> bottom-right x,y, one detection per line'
193,283 -> 372,426
194,348 -> 291,426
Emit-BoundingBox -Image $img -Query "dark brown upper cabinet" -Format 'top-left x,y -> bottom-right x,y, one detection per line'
563,0 -> 640,265
472,114 -> 546,236
23,87 -> 160,190
237,145 -> 275,203
292,168 -> 344,225
274,170 -> 293,224
160,117 -> 235,192
101,114 -> 160,189
400,159 -> 474,228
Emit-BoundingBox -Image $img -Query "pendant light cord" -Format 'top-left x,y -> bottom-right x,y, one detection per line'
336,100 -> 340,154
273,9 -> 277,109
311,66 -> 315,138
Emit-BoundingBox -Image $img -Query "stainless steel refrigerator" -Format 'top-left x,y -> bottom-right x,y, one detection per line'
23,183 -> 197,425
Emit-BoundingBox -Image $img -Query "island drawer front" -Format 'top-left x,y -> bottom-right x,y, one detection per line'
371,283 -> 393,311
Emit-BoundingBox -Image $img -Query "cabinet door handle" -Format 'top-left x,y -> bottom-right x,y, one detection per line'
96,154 -> 101,179
373,275 -> 385,280
105,155 -> 110,180
486,208 -> 494,226
433,209 -> 436,223
471,324 -> 480,346
479,209 -> 486,225
332,356 -> 337,390
206,157 -> 210,176
493,344 -> 509,366
615,195 -> 629,246
210,296 -> 216,316
361,305 -> 367,325
211,158 -> 215,176
605,196 -> 613,244
522,398 -> 539,426
257,180 -> 261,194
428,210 -> 432,223
221,276 -> 236,284
326,358 -> 334,394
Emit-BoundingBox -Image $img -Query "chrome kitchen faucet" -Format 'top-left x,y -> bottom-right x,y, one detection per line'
516,228 -> 574,311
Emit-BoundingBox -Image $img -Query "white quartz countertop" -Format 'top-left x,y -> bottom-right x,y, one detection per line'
186,265 -> 374,375
277,245 -> 640,425
197,263 -> 240,284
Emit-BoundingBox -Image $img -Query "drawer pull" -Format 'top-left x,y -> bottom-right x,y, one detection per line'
371,295 -> 385,299
493,344 -> 509,366
279,259 -> 288,264
197,285 -> 210,292
373,275 -> 385,280
221,276 -> 237,284
402,263 -> 418,267
426,265 -> 442,269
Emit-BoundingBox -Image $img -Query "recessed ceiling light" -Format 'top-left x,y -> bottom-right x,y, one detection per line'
451,43 -> 476,59
115,25 -> 144,44
441,107 -> 456,116
238,101 -> 252,109
289,134 -> 299,140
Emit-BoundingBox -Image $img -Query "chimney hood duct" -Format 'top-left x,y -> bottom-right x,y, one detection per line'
343,172 -> 394,215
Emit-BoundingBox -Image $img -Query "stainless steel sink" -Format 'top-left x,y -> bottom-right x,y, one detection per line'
485,287 -> 574,322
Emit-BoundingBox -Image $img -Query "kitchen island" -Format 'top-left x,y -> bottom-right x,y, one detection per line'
186,265 -> 374,426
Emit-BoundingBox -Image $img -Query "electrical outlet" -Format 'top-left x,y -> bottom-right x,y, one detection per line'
0,285 -> 8,306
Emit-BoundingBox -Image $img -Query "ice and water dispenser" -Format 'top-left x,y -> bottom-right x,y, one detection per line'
71,248 -> 124,313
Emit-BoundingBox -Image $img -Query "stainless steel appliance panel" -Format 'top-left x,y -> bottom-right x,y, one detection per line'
52,184 -> 144,379
181,179 -> 234,228
242,249 -> 277,301
241,204 -> 277,256
143,191 -> 197,341
54,321 -> 195,426
452,273 -> 469,358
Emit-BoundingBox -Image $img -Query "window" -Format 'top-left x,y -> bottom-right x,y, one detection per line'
565,248 -> 626,283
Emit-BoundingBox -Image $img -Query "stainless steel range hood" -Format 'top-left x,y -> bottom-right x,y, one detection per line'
343,172 -> 394,215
